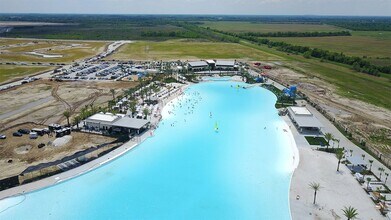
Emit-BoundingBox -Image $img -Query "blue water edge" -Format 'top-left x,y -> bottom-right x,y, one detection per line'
0,81 -> 297,220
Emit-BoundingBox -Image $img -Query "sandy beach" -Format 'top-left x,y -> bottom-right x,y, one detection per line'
290,147 -> 385,220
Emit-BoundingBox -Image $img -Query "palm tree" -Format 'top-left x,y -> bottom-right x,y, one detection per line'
368,160 -> 374,171
324,133 -> 334,148
385,173 -> 389,184
142,108 -> 150,120
336,150 -> 344,172
309,182 -> 321,204
336,139 -> 340,148
342,206 -> 358,220
63,110 -> 71,127
128,101 -> 137,117
366,177 -> 371,190
110,89 -> 116,100
72,115 -> 81,129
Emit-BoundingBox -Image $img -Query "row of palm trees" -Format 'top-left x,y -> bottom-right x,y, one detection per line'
309,182 -> 359,219
324,132 -> 340,149
60,83 -> 155,130
326,133 -> 389,184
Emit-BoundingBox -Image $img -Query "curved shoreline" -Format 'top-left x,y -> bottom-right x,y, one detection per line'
286,120 -> 300,220
0,78 -> 300,220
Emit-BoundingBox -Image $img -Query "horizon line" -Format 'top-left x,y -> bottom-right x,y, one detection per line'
0,13 -> 390,18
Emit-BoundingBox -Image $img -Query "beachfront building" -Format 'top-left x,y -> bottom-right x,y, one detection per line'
287,106 -> 323,133
215,60 -> 237,71
205,60 -> 216,70
84,113 -> 118,130
187,61 -> 208,71
84,112 -> 150,135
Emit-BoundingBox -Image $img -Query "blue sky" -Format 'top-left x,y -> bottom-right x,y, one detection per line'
0,0 -> 390,16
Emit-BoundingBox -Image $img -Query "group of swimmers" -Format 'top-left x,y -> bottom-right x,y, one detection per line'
165,90 -> 203,127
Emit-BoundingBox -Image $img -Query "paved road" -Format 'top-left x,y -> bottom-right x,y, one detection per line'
0,96 -> 54,121
268,77 -> 391,189
0,40 -> 131,91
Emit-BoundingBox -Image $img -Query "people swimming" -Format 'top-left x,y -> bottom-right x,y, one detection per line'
209,112 -> 212,118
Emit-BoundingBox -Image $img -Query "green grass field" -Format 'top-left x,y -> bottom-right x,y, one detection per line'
0,65 -> 54,83
200,21 -> 345,33
305,136 -> 329,146
108,39 -> 282,61
265,31 -> 391,65
0,39 -> 108,63
240,41 -> 391,110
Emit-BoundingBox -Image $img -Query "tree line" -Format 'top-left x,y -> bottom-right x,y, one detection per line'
328,21 -> 391,31
211,29 -> 391,76
241,31 -> 351,38
140,31 -> 202,39
176,22 -> 240,43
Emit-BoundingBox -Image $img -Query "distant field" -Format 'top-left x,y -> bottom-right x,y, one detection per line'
0,65 -> 53,83
200,21 -> 345,33
0,39 -> 108,63
292,60 -> 391,109
240,41 -> 391,110
265,31 -> 391,64
1,22 -> 187,40
108,39 -> 282,61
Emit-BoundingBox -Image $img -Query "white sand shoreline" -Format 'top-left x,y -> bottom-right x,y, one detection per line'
1,78 -> 305,219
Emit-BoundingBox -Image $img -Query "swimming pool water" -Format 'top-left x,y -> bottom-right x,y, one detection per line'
0,81 -> 297,219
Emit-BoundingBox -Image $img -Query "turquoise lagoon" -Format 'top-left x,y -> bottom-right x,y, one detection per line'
0,81 -> 297,219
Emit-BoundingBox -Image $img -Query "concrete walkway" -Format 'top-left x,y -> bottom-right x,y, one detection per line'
271,76 -> 390,189
304,103 -> 391,189
0,139 -> 137,200
290,147 -> 385,220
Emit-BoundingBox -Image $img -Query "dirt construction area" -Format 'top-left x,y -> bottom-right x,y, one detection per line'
0,79 -> 138,130
257,63 -> 391,160
0,80 -> 138,179
0,123 -> 116,179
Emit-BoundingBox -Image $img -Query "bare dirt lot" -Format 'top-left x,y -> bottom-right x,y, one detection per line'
0,79 -> 138,130
0,80 -> 138,179
0,123 -> 116,179
257,63 -> 391,158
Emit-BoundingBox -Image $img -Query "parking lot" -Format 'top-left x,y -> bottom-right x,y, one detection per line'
52,63 -> 159,81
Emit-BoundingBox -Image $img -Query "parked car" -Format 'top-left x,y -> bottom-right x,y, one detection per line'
18,128 -> 30,134
29,132 -> 38,139
31,128 -> 45,136
13,132 -> 23,137
0,134 -> 6,139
